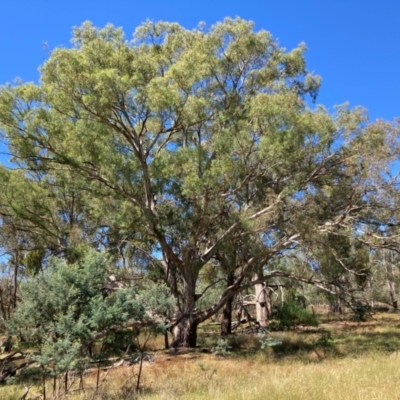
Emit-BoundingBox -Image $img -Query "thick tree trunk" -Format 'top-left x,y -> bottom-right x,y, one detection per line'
171,317 -> 198,348
253,273 -> 269,328
171,266 -> 199,348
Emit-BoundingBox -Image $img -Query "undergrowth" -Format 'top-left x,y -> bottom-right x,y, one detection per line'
1,312 -> 400,399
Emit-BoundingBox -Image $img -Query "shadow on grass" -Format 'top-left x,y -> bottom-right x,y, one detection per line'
196,321 -> 400,363
335,330 -> 400,354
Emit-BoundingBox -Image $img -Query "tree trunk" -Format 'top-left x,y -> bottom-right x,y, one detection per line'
171,317 -> 198,348
220,298 -> 233,336
253,273 -> 269,328
164,331 -> 169,349
387,279 -> 398,310
0,288 -> 8,321
384,251 -> 398,310
12,249 -> 20,311
332,296 -> 343,314
171,266 -> 199,348
221,272 -> 235,336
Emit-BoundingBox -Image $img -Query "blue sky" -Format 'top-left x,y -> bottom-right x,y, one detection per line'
0,0 -> 399,164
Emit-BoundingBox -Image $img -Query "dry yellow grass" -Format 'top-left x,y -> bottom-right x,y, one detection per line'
8,351 -> 398,400
134,350 -> 400,400
2,312 -> 400,399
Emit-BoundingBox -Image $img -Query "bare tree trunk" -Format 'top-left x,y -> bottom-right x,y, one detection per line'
13,250 -> 19,311
164,331 -> 169,349
221,272 -> 234,336
386,257 -> 398,310
329,286 -> 343,314
220,297 -> 233,336
253,272 -> 269,328
171,267 -> 199,348
171,317 -> 198,348
42,368 -> 47,400
388,280 -> 398,309
332,296 -> 342,313
384,251 -> 398,309
0,288 -> 8,321
368,277 -> 375,308
65,370 -> 68,395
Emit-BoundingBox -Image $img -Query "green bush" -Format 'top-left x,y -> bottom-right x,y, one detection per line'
7,250 -> 174,380
272,299 -> 318,330
258,333 -> 283,349
211,339 -> 232,357
313,329 -> 334,348
351,301 -> 373,322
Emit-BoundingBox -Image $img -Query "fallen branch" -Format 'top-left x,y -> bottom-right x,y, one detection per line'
18,385 -> 32,400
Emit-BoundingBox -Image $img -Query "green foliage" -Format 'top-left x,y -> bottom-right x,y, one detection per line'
24,249 -> 46,275
0,17 -> 398,350
211,338 -> 232,357
258,333 -> 283,349
8,250 -> 174,376
271,299 -> 318,330
351,300 -> 373,322
313,329 -> 334,348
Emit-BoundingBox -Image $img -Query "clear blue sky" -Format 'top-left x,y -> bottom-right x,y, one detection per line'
1,0 -> 399,164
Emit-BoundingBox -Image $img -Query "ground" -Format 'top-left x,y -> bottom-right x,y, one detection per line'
1,311 -> 400,399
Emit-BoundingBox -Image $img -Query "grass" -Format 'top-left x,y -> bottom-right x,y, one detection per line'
139,352 -> 400,400
2,311 -> 400,399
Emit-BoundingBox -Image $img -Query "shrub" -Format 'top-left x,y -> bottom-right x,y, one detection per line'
351,300 -> 373,321
258,333 -> 283,349
7,250 -> 174,383
211,339 -> 232,357
272,299 -> 318,330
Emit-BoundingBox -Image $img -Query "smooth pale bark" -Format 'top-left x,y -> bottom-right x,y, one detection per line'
387,280 -> 398,310
383,252 -> 398,310
253,273 -> 269,328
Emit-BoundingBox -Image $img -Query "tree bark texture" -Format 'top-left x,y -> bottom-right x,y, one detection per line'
253,273 -> 269,328
221,272 -> 235,336
171,266 -> 199,348
171,317 -> 198,348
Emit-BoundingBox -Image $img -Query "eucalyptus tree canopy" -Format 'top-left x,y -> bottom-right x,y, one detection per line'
0,18 -> 399,346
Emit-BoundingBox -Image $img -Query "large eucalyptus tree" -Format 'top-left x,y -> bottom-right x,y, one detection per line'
1,18 -> 399,346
